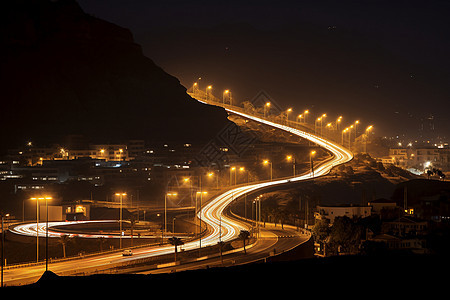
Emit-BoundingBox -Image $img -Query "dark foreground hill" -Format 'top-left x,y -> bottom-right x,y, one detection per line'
13,254 -> 449,292
0,0 -> 230,152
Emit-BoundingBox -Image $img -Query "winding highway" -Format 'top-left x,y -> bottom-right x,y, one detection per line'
3,100 -> 353,286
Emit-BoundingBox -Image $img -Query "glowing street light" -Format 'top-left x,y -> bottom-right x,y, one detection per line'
264,102 -> 271,118
337,116 -> 343,132
230,166 -> 236,186
286,155 -> 296,176
115,193 -> 127,248
206,85 -> 212,101
310,151 -> 316,177
164,192 -> 177,241
223,89 -> 231,105
365,125 -> 373,153
263,160 -> 273,180
286,108 -> 293,124
30,196 -> 52,267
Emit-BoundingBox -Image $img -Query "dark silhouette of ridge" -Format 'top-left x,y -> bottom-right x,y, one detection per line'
0,0 -> 231,152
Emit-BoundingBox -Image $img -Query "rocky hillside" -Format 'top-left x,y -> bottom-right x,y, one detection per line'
0,0 -> 230,152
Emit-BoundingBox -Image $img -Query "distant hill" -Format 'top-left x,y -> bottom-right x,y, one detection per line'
0,0 -> 231,153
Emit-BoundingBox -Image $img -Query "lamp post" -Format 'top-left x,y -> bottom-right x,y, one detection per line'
310,151 -> 316,178
321,114 -> 327,135
230,166 -> 236,186
365,125 -> 373,153
336,116 -> 343,132
286,155 -> 296,176
30,196 -> 52,267
304,110 -> 309,123
263,160 -> 273,180
223,90 -> 231,105
315,117 -> 321,135
206,85 -> 212,101
264,102 -> 271,118
286,108 -> 292,124
115,193 -> 126,248
164,192 -> 177,243
342,128 -> 349,146
1,213 -> 9,287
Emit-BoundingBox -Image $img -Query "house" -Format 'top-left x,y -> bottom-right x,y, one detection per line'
381,216 -> 428,237
315,205 -> 372,224
369,233 -> 427,254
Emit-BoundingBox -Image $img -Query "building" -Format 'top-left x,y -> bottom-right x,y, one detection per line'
7,140 -> 145,166
315,205 -> 372,224
388,146 -> 450,172
381,216 -> 428,237
368,198 -> 398,216
368,234 -> 427,253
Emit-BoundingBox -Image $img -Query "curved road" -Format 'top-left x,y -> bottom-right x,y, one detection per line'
4,105 -> 352,286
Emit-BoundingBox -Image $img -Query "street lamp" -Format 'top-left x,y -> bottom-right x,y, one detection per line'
164,192 -> 177,242
264,102 -> 271,118
263,160 -> 273,180
365,125 -> 373,153
206,85 -> 212,101
230,166 -> 236,186
223,90 -> 231,105
286,155 -> 296,176
30,196 -> 52,267
342,128 -> 349,146
1,212 -> 9,287
207,171 -> 219,189
115,193 -> 126,248
315,117 -> 321,134
286,108 -> 292,124
304,110 -> 309,123
321,114 -> 327,135
336,116 -> 343,132
310,151 -> 316,178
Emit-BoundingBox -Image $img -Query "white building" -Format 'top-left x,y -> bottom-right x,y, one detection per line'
315,205 -> 372,224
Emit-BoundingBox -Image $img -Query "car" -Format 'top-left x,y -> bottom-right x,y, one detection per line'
122,249 -> 133,256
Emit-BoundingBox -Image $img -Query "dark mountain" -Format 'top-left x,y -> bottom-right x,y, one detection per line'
0,0 -> 230,152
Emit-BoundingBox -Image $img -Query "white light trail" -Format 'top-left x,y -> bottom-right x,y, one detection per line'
9,105 -> 352,257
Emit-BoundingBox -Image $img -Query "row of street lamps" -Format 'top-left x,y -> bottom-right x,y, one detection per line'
192,82 -> 375,151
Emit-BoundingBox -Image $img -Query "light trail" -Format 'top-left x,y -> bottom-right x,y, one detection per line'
7,104 -> 352,265
194,105 -> 353,247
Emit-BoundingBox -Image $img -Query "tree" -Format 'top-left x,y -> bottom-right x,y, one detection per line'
313,219 -> 331,255
168,237 -> 184,262
58,235 -> 70,258
238,230 -> 250,254
329,216 -> 362,254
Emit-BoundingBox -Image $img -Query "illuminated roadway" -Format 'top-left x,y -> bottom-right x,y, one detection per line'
4,101 -> 353,286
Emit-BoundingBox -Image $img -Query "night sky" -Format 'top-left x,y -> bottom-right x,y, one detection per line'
77,0 -> 450,141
